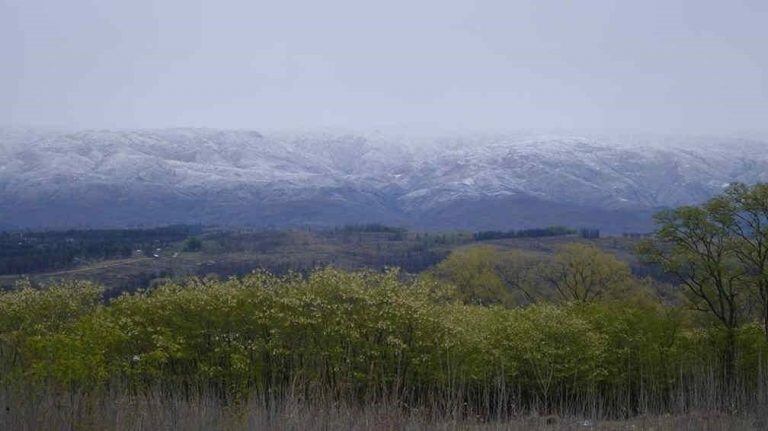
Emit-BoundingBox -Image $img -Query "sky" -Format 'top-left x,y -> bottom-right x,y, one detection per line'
1,0 -> 767,133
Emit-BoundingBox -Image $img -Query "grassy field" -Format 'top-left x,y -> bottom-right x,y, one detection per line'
2,387 -> 764,430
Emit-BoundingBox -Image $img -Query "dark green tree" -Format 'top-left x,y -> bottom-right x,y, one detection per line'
183,236 -> 203,252
638,203 -> 748,383
709,183 -> 768,339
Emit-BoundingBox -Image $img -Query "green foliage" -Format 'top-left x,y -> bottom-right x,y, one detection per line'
713,183 -> 768,335
431,246 -> 511,306
544,243 -> 634,302
494,304 -> 607,399
0,280 -> 102,338
432,244 -> 640,306
638,205 -> 747,328
0,280 -> 103,382
4,185 -> 768,416
1,268 -> 766,414
638,182 -> 768,383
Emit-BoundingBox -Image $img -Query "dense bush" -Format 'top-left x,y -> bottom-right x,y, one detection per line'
1,269 -> 766,416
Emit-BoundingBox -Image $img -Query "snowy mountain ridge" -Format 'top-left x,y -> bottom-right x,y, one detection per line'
1,128 -> 766,232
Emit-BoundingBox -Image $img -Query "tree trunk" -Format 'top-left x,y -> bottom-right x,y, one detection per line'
764,305 -> 768,342
723,327 -> 736,393
763,294 -> 768,342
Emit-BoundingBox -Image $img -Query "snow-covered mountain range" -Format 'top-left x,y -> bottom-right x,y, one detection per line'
1,127 -> 767,233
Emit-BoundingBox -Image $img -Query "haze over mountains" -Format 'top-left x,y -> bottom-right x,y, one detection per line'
1,127 -> 767,233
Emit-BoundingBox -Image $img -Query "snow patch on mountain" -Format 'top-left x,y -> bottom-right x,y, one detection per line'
1,128 -> 766,231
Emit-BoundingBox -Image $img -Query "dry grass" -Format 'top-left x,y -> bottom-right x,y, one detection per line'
1,386 -> 765,431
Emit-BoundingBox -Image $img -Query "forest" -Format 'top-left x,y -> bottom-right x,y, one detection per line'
0,225 -> 202,275
1,183 -> 768,429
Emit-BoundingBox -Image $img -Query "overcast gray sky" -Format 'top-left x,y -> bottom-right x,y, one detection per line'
1,0 -> 766,133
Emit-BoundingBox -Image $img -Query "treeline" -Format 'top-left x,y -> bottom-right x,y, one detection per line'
473,225 -> 576,241
0,225 -> 202,275
1,269 -> 766,419
329,224 -> 409,242
334,223 -> 408,234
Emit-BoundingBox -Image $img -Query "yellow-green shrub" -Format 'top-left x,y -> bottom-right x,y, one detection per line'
1,269 -> 767,412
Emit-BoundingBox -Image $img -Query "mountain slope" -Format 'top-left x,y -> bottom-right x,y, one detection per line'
1,128 -> 766,232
